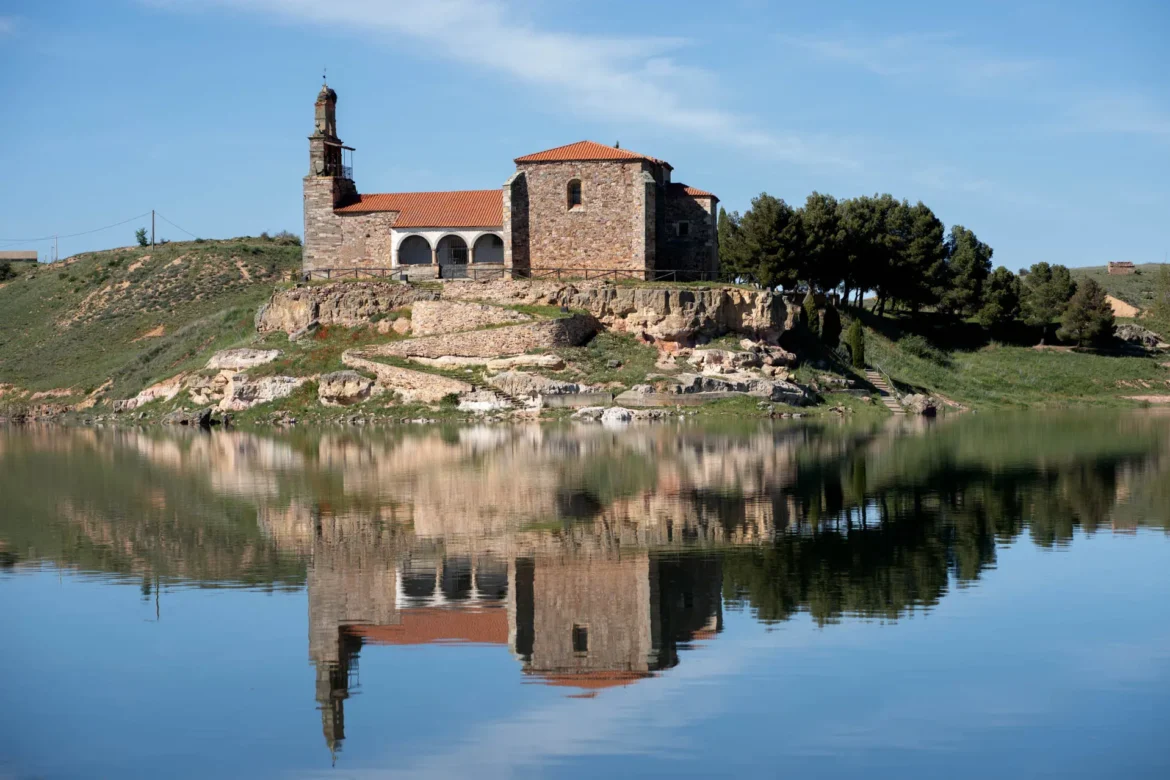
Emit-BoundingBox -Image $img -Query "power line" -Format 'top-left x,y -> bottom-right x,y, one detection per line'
154,212 -> 198,240
0,212 -> 152,247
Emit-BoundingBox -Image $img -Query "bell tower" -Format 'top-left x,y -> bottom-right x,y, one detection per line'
303,78 -> 358,272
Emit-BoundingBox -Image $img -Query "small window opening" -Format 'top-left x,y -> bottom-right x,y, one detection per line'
675,221 -> 691,238
567,179 -> 583,209
571,624 -> 589,653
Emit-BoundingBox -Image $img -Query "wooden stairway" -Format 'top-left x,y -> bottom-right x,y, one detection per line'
864,369 -> 906,415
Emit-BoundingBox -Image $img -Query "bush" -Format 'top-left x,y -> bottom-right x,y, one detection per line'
0,260 -> 14,282
439,392 -> 461,409
802,291 -> 820,338
846,319 -> 866,368
273,230 -> 302,247
897,333 -> 951,365
135,228 -> 149,247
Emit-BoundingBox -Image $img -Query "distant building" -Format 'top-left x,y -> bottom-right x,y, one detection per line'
302,82 -> 719,279
0,251 -> 36,262
1108,261 -> 1137,275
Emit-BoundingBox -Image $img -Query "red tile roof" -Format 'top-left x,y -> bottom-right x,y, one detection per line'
516,140 -> 671,168
346,608 -> 509,646
335,189 -> 503,228
669,183 -> 716,199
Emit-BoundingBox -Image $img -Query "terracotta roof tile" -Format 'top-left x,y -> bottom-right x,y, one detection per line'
346,608 -> 509,646
335,189 -> 502,228
516,140 -> 671,168
669,183 -> 716,199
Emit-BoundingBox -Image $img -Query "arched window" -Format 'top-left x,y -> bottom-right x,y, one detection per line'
567,179 -> 582,209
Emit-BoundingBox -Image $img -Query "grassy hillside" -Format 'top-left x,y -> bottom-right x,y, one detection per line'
0,237 -> 300,400
1071,263 -> 1166,310
860,310 -> 1170,409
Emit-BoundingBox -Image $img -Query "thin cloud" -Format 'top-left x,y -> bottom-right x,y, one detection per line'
1065,94 -> 1170,140
152,0 -> 858,168
780,31 -> 1043,87
0,16 -> 16,35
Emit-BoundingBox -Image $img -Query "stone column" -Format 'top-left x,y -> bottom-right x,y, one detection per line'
431,245 -> 439,266
468,239 -> 476,265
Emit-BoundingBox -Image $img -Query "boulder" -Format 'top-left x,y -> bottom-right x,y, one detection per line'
689,349 -> 762,374
205,348 -> 281,371
571,406 -> 607,421
901,394 -> 939,416
187,371 -> 234,406
601,406 -> 634,426
487,371 -> 589,398
220,376 -> 307,412
485,354 -> 566,372
457,390 -> 513,413
1115,323 -> 1165,349
391,317 -> 412,335
318,371 -> 375,406
670,372 -> 813,405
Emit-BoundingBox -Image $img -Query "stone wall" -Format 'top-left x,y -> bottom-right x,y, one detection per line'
661,192 -> 717,275
503,171 -> 529,270
374,314 -> 599,359
303,175 -> 359,272
514,160 -> 651,273
303,174 -> 395,272
342,350 -> 473,403
409,300 -> 531,336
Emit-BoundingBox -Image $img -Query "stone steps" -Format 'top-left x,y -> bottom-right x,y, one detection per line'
864,369 -> 906,415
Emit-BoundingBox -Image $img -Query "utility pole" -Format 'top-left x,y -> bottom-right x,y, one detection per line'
151,210 -> 155,248
54,234 -> 58,263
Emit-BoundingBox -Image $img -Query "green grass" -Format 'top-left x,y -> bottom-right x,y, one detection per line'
552,331 -> 663,389
866,322 -> 1170,408
0,237 -> 301,399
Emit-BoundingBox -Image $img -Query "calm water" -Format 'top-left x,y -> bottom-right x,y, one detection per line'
1,414 -> 1169,779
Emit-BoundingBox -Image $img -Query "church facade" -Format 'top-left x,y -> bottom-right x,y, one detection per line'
303,83 -> 719,279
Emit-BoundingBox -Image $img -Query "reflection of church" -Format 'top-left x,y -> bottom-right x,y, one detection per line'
309,548 -> 722,756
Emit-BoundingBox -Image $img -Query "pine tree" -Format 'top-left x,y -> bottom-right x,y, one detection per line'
135,228 -> 149,248
976,266 -> 1021,329
1057,278 -> 1114,346
943,225 -> 993,317
1020,262 -> 1076,342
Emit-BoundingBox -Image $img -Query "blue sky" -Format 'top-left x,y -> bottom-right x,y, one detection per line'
1,0 -> 1167,268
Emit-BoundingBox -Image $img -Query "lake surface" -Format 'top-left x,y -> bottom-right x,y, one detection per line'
1,414 -> 1169,779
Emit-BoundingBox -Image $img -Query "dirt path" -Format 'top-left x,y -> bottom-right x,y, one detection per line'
1106,295 -> 1140,318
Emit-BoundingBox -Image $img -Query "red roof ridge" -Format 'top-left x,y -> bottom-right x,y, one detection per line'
669,182 -> 716,198
515,140 -> 672,168
335,189 -> 503,228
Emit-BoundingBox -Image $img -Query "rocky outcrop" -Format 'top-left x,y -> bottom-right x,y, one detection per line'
669,372 -> 813,405
375,314 -> 599,360
1116,323 -> 1166,349
317,371 -> 375,406
688,349 -> 762,374
205,348 -> 281,371
220,376 -> 307,412
256,282 -> 436,334
443,280 -> 797,345
409,300 -> 531,336
342,350 -> 472,403
487,371 -> 592,398
114,373 -> 190,412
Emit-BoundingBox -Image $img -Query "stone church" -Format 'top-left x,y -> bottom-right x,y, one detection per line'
303,83 -> 719,279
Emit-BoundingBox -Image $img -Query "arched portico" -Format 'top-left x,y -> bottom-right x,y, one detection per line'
397,234 -> 432,265
471,233 -> 505,264
436,235 -> 469,265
